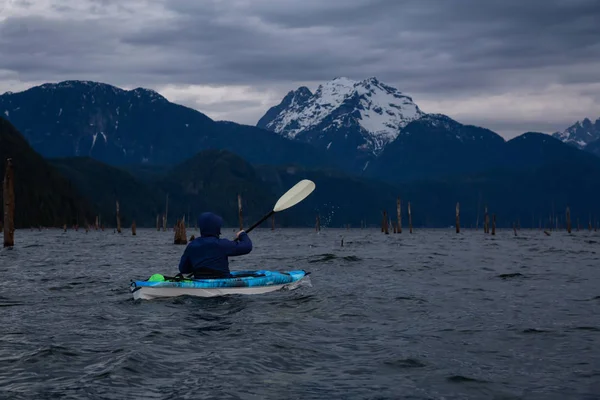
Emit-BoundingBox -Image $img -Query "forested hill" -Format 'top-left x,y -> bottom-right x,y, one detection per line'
0,117 -> 93,228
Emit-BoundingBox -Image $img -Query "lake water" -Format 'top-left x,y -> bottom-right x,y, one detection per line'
1,228 -> 599,399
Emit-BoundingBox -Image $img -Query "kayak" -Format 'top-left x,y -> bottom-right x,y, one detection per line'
130,270 -> 309,300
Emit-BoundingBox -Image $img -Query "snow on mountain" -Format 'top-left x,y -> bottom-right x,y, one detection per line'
257,77 -> 424,155
552,117 -> 600,149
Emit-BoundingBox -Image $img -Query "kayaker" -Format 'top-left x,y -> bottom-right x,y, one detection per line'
178,212 -> 253,278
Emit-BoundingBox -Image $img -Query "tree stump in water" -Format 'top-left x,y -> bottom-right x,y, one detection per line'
408,202 -> 413,234
456,202 -> 460,234
382,210 -> 389,234
396,197 -> 402,234
3,158 -> 15,248
115,200 -> 122,234
174,218 -> 187,245
238,194 -> 243,231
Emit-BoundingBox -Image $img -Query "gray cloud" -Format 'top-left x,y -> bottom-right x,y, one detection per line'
0,0 -> 599,136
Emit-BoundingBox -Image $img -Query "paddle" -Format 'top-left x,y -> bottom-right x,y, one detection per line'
241,179 -> 316,236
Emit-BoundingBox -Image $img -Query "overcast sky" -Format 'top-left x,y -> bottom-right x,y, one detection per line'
1,0 -> 599,139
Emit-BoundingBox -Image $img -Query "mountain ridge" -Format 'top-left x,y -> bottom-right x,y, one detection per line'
0,80 -> 336,170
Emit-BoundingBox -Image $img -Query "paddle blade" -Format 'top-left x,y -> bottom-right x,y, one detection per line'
273,179 -> 316,212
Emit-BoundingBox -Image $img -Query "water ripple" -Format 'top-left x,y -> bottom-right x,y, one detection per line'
1,228 -> 599,399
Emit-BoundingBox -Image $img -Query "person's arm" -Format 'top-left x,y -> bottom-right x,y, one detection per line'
178,247 -> 193,274
221,231 -> 253,256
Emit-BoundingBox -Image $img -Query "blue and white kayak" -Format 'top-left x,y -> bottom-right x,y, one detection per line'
130,270 -> 309,300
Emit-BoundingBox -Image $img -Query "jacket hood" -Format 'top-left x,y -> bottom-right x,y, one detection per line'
198,212 -> 223,237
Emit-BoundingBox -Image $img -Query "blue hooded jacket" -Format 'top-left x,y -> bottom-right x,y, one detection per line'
178,212 -> 253,277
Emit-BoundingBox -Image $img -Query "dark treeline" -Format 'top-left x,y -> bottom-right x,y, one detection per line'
0,117 -> 92,228
2,115 -> 600,230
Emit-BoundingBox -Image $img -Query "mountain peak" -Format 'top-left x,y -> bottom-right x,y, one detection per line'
130,87 -> 167,102
3,80 -> 168,104
257,76 -> 424,155
552,116 -> 600,149
38,80 -> 121,91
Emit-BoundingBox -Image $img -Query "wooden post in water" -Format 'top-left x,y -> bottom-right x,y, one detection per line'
95,216 -> 99,230
174,219 -> 181,244
3,158 -> 15,248
456,202 -> 460,233
115,200 -> 122,233
132,220 -> 137,236
316,214 -> 320,232
271,214 -> 275,230
382,210 -> 389,234
491,214 -> 496,235
476,193 -> 481,230
156,214 -> 160,231
174,217 -> 187,244
238,194 -> 243,230
396,197 -> 402,234
577,218 -> 580,232
513,222 -> 517,236
484,206 -> 489,234
566,207 -> 572,234
164,194 -> 169,232
408,202 -> 413,233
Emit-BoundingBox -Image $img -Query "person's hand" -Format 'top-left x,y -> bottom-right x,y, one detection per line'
236,230 -> 245,239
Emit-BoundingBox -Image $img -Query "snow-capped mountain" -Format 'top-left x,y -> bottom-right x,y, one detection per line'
257,77 -> 424,158
552,117 -> 600,149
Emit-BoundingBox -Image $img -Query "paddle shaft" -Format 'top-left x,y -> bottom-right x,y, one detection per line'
244,210 -> 275,234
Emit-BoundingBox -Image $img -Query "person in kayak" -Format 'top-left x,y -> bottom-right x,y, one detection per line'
178,212 -> 252,278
